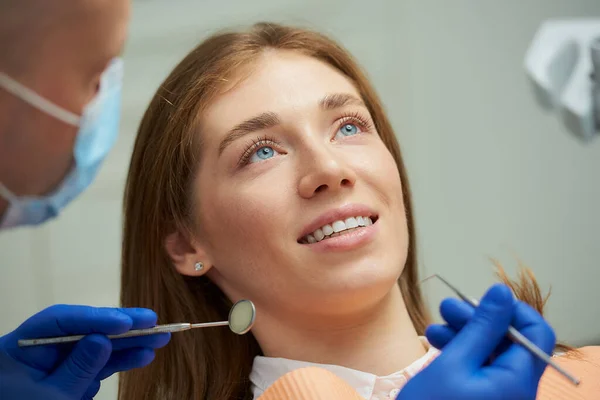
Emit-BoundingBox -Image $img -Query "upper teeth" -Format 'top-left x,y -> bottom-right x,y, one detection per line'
303,216 -> 374,244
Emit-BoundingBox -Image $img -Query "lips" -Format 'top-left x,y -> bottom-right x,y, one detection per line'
297,204 -> 378,245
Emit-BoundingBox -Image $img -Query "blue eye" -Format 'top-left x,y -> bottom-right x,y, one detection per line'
337,123 -> 359,138
249,146 -> 278,163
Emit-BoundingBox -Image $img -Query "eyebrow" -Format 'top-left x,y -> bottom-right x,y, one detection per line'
218,93 -> 366,156
218,112 -> 281,155
319,93 -> 366,110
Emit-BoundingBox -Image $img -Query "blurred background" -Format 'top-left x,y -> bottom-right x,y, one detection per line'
2,0 -> 600,398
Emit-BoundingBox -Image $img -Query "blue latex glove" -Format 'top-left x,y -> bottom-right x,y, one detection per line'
397,283 -> 556,400
0,305 -> 171,400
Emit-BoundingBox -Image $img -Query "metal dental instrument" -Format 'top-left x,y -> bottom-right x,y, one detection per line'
18,299 -> 256,348
421,274 -> 581,386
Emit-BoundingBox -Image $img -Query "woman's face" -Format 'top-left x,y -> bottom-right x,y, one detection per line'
194,50 -> 408,319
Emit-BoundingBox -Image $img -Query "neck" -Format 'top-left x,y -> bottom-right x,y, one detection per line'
252,285 -> 426,376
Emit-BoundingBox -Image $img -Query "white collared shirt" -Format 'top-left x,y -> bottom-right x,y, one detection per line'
249,337 -> 439,400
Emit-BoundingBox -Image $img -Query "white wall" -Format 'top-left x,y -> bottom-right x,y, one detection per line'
1,1 -> 599,399
400,0 -> 600,348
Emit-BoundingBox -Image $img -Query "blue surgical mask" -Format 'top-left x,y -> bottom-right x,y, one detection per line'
0,58 -> 123,229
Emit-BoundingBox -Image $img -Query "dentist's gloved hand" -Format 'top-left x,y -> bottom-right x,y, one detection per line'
0,305 -> 171,400
397,284 -> 556,400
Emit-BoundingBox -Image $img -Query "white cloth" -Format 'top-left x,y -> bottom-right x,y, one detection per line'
250,337 -> 439,400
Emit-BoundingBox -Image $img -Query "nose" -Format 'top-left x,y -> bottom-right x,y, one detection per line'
297,147 -> 357,199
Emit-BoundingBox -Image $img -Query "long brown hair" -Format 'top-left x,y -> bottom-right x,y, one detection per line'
119,22 -> 562,400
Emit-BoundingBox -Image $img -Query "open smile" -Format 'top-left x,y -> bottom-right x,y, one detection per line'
297,204 -> 380,251
298,215 -> 379,244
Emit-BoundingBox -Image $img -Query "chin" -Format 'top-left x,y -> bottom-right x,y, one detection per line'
299,259 -> 403,316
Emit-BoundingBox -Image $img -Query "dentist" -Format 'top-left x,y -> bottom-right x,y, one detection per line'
0,1 -> 170,399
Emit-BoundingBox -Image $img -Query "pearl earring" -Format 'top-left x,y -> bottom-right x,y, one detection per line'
194,262 -> 204,272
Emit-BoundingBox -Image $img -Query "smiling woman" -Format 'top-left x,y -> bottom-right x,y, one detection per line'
118,22 -> 599,400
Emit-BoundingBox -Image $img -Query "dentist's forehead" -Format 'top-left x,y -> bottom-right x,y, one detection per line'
0,0 -> 130,59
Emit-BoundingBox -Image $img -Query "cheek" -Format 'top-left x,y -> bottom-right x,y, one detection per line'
382,152 -> 404,197
360,143 -> 405,209
205,192 -> 270,248
197,172 -> 293,271
362,144 -> 409,253
197,171 -> 302,302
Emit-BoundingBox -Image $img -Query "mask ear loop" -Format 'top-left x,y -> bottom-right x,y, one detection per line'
0,182 -> 17,202
0,72 -> 80,126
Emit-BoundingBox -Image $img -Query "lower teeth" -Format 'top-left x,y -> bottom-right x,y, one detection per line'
327,227 -> 360,238
302,227 -> 361,243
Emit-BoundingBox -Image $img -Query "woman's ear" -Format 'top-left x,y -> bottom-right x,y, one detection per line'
164,230 -> 212,276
